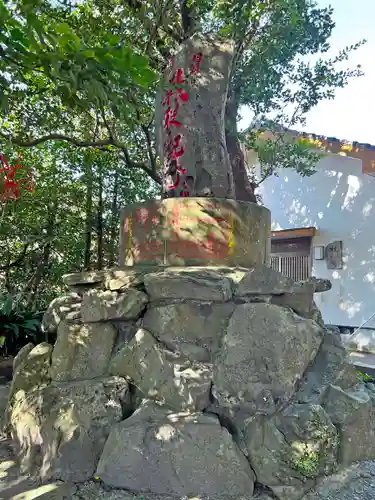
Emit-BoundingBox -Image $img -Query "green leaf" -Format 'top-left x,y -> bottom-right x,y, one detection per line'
55,23 -> 72,35
10,324 -> 19,338
107,34 -> 121,46
82,49 -> 97,59
2,295 -> 13,317
10,27 -> 29,47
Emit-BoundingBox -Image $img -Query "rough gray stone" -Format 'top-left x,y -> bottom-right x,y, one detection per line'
325,325 -> 341,335
245,404 -> 338,500
142,302 -> 235,362
156,32 -> 235,198
96,401 -> 255,497
111,321 -> 138,354
143,269 -> 233,301
109,328 -> 212,411
235,265 -> 294,297
81,288 -> 148,322
42,293 -> 82,334
304,301 -> 325,328
12,342 -> 34,373
295,331 -> 359,405
49,321 -> 117,381
63,270 -> 105,287
8,342 -> 53,410
213,303 -> 323,412
323,385 -> 375,465
10,377 -> 129,482
104,269 -> 148,291
271,282 -> 314,316
299,277 -> 332,293
301,462 -> 367,500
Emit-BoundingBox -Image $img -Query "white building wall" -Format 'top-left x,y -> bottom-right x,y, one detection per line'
256,152 -> 375,328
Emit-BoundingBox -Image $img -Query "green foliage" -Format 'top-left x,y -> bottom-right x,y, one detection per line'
0,0 -> 157,114
242,125 -> 328,183
291,445 -> 322,478
0,143 -> 159,310
357,370 -> 374,383
0,294 -> 44,355
289,408 -> 338,479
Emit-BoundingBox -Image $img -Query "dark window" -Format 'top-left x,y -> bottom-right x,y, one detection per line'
270,236 -> 312,281
271,237 -> 311,255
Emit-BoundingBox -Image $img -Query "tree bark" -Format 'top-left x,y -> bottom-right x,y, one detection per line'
96,167 -> 104,270
26,203 -> 56,310
83,154 -> 93,270
225,96 -> 257,203
108,167 -> 119,267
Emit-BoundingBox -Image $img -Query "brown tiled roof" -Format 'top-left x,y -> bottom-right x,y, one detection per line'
253,126 -> 375,176
291,129 -> 375,175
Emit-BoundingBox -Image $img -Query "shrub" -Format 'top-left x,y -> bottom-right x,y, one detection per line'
0,295 -> 45,356
357,370 -> 374,383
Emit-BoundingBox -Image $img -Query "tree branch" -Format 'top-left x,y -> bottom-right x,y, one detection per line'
0,131 -> 115,148
141,124 -> 157,175
145,0 -> 175,54
121,147 -> 161,185
0,131 -> 162,183
0,244 -> 29,271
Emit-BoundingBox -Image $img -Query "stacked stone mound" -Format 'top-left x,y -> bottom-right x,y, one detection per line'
4,265 -> 375,500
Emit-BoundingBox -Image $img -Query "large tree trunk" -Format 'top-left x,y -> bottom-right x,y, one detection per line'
96,167 -> 104,270
83,154 -> 93,271
26,203 -> 56,310
108,167 -> 119,267
225,96 -> 257,203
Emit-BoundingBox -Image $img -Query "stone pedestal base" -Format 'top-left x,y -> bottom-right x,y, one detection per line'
119,197 -> 270,268
8,265 -> 372,500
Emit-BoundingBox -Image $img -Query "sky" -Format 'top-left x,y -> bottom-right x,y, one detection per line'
239,0 -> 375,145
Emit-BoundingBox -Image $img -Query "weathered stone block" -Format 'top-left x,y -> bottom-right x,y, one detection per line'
305,300 -> 325,327
111,321 -> 138,354
323,385 -> 375,465
12,342 -> 34,373
299,277 -> 332,293
271,282 -> 315,316
295,331 -> 359,405
109,328 -> 211,411
142,301 -> 235,362
245,404 -> 338,500
8,342 -> 53,408
119,198 -> 270,268
155,33 -> 234,198
143,268 -> 233,301
96,401 -> 255,497
81,288 -> 148,322
104,268 -> 148,291
49,321 -> 117,381
235,265 -> 293,297
63,270 -> 105,287
10,377 -> 129,482
213,303 -> 323,411
42,293 -> 82,334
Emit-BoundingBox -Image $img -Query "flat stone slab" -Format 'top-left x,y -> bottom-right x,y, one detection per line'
63,265 -> 251,288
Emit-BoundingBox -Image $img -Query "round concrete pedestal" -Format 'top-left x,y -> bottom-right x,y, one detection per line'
119,198 -> 270,268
